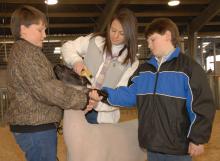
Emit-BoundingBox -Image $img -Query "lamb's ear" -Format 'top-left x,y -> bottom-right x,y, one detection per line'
53,64 -> 72,80
53,64 -> 63,80
80,76 -> 91,86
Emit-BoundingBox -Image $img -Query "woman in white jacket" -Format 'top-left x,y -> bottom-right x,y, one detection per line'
61,8 -> 139,124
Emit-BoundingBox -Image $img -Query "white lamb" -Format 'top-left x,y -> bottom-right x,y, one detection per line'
63,110 -> 147,161
53,64 -> 147,161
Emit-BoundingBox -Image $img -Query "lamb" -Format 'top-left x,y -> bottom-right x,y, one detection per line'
63,110 -> 146,161
54,64 -> 147,161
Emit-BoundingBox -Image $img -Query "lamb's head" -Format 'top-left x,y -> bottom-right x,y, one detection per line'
53,64 -> 91,88
53,64 -> 108,100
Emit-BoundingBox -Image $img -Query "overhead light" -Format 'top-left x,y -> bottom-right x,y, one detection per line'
45,0 -> 58,5
168,0 -> 180,6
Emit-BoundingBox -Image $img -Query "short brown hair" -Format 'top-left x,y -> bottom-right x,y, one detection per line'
10,5 -> 47,40
145,18 -> 180,47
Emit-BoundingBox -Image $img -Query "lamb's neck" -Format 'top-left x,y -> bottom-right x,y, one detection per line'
71,110 -> 87,122
64,110 -> 91,130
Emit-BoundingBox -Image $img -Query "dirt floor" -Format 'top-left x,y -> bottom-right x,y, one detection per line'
0,109 -> 219,161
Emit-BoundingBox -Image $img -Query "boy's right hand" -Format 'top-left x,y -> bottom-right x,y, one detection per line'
83,90 -> 103,114
73,61 -> 86,75
89,90 -> 103,102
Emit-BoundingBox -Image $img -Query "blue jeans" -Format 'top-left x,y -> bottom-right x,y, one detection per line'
13,129 -> 57,161
147,151 -> 192,161
85,109 -> 98,124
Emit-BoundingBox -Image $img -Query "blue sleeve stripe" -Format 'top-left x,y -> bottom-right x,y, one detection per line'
107,98 -> 134,108
137,92 -> 186,100
186,80 -> 197,138
137,93 -> 154,95
154,93 -> 186,100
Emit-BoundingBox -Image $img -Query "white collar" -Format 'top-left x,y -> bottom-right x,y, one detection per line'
111,44 -> 125,57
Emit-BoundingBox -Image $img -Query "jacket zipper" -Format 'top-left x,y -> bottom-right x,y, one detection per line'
153,58 -> 163,95
150,60 -> 163,131
151,58 -> 164,130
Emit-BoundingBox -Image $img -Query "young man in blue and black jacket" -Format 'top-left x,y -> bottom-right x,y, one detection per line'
88,18 -> 216,161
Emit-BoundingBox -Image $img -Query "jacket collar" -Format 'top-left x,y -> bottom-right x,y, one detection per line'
103,47 -> 128,64
17,38 -> 42,50
147,47 -> 180,68
117,48 -> 128,63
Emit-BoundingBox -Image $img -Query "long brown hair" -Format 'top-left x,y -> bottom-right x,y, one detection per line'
94,8 -> 137,64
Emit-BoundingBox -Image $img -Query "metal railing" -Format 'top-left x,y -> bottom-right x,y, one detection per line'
0,87 -> 8,125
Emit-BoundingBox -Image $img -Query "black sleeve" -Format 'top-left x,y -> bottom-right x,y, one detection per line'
189,62 -> 216,144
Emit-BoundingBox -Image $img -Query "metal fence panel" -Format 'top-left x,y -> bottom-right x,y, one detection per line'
0,88 -> 8,125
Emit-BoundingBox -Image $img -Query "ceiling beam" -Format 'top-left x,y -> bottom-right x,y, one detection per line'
138,22 -> 187,27
47,12 -> 99,17
47,24 -> 95,28
3,0 -> 105,4
4,0 -> 210,5
189,0 -> 220,32
121,0 -> 209,5
135,11 -> 200,17
3,21 -> 220,29
1,10 -> 201,18
0,24 -> 93,28
206,21 -> 220,25
1,12 -> 100,18
96,0 -> 121,32
0,22 -> 186,29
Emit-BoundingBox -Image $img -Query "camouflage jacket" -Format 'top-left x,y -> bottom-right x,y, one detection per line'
6,39 -> 87,125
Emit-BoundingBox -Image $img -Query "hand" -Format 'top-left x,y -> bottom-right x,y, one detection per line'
73,61 -> 86,75
84,98 -> 99,114
89,90 -> 103,102
188,142 -> 204,157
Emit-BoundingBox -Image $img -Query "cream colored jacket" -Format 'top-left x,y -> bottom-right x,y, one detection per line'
62,34 -> 139,123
